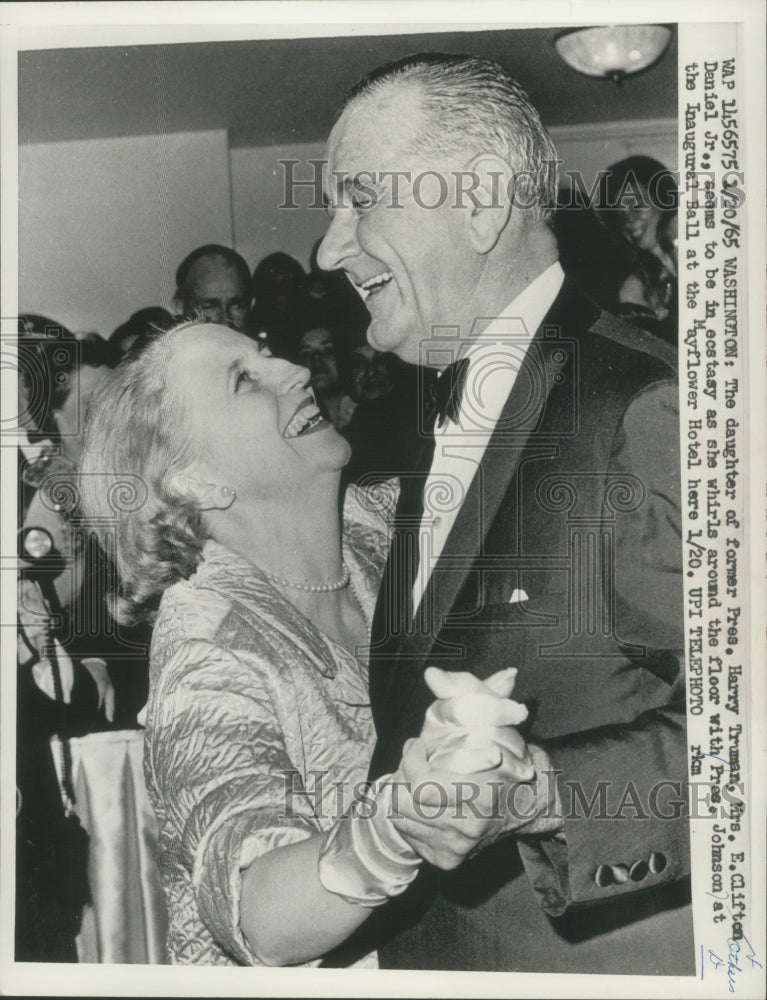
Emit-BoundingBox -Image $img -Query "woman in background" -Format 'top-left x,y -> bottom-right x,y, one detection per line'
341,344 -> 429,488
599,156 -> 679,341
296,322 -> 357,431
600,155 -> 678,274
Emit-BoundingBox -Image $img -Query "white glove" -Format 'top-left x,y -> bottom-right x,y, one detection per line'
317,773 -> 421,906
420,666 -> 529,773
317,668 -> 531,905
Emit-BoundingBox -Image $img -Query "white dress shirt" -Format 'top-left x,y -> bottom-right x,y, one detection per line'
412,261 -> 565,615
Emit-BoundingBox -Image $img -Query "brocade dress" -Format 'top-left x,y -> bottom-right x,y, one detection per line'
143,484 -> 394,966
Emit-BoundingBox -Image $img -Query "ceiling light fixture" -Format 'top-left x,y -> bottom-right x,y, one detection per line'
554,24 -> 672,86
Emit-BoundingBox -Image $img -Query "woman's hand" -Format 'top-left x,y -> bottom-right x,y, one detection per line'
419,666 -> 529,773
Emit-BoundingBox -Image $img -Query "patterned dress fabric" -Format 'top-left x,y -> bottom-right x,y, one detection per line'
143,483 -> 396,965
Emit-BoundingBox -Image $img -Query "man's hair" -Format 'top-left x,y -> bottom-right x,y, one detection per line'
78,319 -> 206,624
343,52 -> 559,223
251,251 -> 306,303
175,244 -> 251,301
109,306 -> 175,352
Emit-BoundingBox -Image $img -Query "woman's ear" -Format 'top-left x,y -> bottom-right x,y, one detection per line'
170,472 -> 235,511
462,154 -> 515,255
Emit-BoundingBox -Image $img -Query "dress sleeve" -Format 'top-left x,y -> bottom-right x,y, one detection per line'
344,478 -> 400,540
146,639 -> 319,965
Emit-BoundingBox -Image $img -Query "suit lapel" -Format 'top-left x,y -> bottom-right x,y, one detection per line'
374,280 -> 601,714
368,418 -> 435,721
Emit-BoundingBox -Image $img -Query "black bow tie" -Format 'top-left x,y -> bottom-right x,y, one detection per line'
429,357 -> 470,428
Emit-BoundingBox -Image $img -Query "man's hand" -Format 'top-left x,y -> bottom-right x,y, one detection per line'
389,666 -> 563,870
390,737 -> 536,869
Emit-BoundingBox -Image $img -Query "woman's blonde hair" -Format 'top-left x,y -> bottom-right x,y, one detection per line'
78,320 -> 206,624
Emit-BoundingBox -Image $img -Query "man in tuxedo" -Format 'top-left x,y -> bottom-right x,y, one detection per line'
317,53 -> 692,974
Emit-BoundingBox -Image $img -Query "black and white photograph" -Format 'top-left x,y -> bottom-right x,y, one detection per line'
1,3 -> 765,997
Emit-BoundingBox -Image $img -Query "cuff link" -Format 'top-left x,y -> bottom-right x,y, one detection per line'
594,852 -> 667,888
595,864 -> 613,888
648,851 -> 667,874
611,863 -> 630,884
630,859 -> 649,881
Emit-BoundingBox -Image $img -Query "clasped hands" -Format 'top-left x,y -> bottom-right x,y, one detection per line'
389,666 -> 562,870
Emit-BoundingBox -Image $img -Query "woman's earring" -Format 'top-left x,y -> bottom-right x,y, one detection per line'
221,486 -> 237,506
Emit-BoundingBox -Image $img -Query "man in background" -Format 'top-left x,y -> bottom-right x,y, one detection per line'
173,244 -> 251,331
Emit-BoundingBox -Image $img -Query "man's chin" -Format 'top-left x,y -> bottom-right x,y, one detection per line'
366,318 -> 416,364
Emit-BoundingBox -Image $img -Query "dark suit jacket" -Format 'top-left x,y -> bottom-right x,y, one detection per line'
367,281 -> 693,974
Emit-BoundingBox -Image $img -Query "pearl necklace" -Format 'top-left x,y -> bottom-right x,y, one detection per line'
263,562 -> 351,593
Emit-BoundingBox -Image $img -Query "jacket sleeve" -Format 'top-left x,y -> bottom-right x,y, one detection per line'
518,380 -> 690,914
146,639 -> 319,964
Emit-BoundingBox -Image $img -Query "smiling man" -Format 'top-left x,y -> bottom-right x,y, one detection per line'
318,53 -> 692,975
319,67 -> 561,365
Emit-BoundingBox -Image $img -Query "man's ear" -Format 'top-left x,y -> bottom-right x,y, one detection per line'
462,154 -> 515,255
170,472 -> 234,511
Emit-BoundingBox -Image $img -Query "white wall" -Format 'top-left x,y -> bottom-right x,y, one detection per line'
19,130 -> 233,336
230,120 -> 677,272
18,119 -> 677,336
549,117 -> 678,189
230,141 -> 329,273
